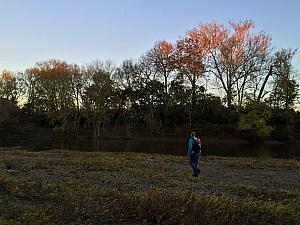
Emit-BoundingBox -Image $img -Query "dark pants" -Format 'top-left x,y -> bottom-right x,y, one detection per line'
189,153 -> 200,176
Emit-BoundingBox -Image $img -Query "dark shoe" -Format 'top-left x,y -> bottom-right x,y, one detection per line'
192,174 -> 198,177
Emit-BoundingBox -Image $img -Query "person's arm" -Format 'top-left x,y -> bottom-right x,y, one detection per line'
198,138 -> 202,149
188,138 -> 193,155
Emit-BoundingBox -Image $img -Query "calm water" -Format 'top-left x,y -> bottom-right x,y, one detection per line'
1,137 -> 300,159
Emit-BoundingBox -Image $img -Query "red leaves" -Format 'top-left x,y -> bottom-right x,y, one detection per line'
151,41 -> 176,74
27,59 -> 71,79
175,35 -> 206,76
1,70 -> 14,80
156,41 -> 174,57
148,19 -> 271,95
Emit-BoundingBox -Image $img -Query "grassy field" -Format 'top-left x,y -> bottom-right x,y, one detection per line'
0,148 -> 299,225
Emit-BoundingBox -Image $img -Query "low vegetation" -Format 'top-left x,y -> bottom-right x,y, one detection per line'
0,148 -> 299,224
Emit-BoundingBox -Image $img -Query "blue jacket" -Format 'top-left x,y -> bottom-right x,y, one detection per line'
188,137 -> 201,155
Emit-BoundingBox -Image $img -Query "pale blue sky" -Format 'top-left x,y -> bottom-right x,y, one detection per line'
0,0 -> 299,71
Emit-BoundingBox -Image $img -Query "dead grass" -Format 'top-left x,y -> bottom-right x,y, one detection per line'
0,149 -> 299,224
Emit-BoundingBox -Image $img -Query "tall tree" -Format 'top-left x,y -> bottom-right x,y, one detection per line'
113,60 -> 141,136
69,63 -> 84,114
82,61 -> 114,137
23,67 -> 43,112
28,59 -> 73,113
270,49 -> 299,110
148,41 -> 176,110
195,20 -> 271,108
175,33 -> 206,106
0,70 -> 22,102
24,60 -> 75,132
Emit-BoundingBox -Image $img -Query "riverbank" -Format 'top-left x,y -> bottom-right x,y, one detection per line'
0,149 -> 299,224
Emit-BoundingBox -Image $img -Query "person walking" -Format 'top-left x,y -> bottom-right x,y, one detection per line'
188,132 -> 201,177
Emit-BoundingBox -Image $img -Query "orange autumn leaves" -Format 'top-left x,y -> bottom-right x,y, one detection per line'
150,20 -> 272,108
153,41 -> 176,74
156,41 -> 174,57
25,59 -> 71,79
154,19 -> 271,76
1,69 -> 14,80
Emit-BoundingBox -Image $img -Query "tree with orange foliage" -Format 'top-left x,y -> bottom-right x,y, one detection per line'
31,59 -> 72,113
147,41 -> 176,109
23,60 -> 76,132
193,20 -> 271,108
0,69 -> 21,102
175,33 -> 207,106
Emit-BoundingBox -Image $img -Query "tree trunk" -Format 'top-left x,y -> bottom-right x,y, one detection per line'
188,102 -> 192,130
191,74 -> 196,107
164,75 -> 168,111
257,65 -> 273,102
227,87 -> 232,108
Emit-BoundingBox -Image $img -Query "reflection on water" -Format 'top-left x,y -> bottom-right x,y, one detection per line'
1,137 -> 299,159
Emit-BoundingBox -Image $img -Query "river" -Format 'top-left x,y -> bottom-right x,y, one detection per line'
1,136 -> 299,159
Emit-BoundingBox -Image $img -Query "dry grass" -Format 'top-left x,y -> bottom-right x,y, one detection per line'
0,149 -> 299,224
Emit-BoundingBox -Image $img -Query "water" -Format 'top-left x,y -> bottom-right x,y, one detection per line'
1,136 -> 299,159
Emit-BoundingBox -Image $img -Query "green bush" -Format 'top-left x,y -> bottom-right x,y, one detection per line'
238,101 -> 273,141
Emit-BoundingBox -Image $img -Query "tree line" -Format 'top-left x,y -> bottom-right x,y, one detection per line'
1,20 -> 299,141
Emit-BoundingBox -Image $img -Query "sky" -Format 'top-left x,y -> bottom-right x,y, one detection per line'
0,0 -> 300,72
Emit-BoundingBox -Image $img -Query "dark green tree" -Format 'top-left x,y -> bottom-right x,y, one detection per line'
269,49 -> 299,110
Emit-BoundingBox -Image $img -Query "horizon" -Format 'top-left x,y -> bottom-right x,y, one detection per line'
0,0 -> 300,72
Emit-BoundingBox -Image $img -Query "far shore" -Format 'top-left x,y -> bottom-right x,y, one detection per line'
2,131 -> 294,145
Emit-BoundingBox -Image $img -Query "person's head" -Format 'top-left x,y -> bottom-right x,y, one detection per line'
191,131 -> 196,137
